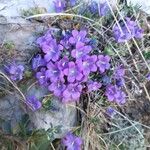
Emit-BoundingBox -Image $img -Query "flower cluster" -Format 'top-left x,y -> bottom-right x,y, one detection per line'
5,62 -> 24,81
62,132 -> 82,150
113,17 -> 143,43
105,85 -> 126,104
33,28 -> 126,104
104,65 -> 126,104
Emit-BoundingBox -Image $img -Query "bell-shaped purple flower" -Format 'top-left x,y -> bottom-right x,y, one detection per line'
114,66 -> 125,87
147,73 -> 150,81
98,2 -> 110,16
116,78 -> 125,87
89,1 -> 98,14
102,75 -> 111,86
32,54 -> 46,71
5,63 -> 24,81
105,85 -> 126,104
62,132 -> 82,150
71,42 -> 92,59
113,18 -> 143,43
58,57 -> 69,71
87,80 -> 102,92
48,81 -> 66,97
96,55 -> 111,73
36,31 -> 53,48
70,0 -> 77,6
77,55 -> 97,75
46,62 -> 64,82
62,84 -> 82,102
42,39 -> 63,62
106,107 -> 116,118
69,30 -> 89,44
60,35 -> 71,50
114,65 -> 125,79
53,0 -> 66,13
36,68 -> 49,86
63,61 -> 83,83
26,95 -> 42,111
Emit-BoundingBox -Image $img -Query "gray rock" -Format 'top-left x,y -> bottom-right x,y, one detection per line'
0,93 -> 25,130
0,0 -> 54,23
27,83 -> 77,138
29,100 -> 77,138
0,0 -> 77,138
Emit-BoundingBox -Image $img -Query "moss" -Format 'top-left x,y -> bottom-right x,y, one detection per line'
21,7 -> 47,17
3,41 -> 15,50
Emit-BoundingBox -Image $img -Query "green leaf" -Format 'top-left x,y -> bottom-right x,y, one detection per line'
143,51 -> 150,60
18,114 -> 30,139
24,71 -> 33,78
3,41 -> 15,50
104,47 -> 115,56
42,97 -> 52,110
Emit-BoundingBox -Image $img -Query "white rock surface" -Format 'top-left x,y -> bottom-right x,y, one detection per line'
127,0 -> 150,14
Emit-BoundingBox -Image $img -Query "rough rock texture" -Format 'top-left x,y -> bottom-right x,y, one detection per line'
0,0 -> 77,138
27,84 -> 77,138
29,100 -> 77,138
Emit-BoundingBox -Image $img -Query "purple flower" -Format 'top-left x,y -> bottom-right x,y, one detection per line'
113,18 -> 143,43
53,0 -> 66,13
69,30 -> 89,44
60,34 -> 71,50
96,55 -> 111,73
89,1 -> 98,14
64,62 -> 83,83
114,66 -> 125,87
87,80 -> 102,92
134,26 -> 144,38
58,57 -> 69,71
5,63 -> 24,81
77,55 -> 97,75
48,81 -> 66,97
46,62 -> 64,82
125,17 -> 144,38
36,31 -> 53,48
32,54 -> 46,71
70,0 -> 76,6
113,24 -> 131,43
114,66 -> 125,79
42,39 -> 63,62
62,132 -> 82,150
36,68 -> 49,86
116,78 -> 124,87
71,42 -> 92,59
106,107 -> 116,117
98,2 -> 110,16
26,96 -> 42,111
62,84 -> 82,102
146,73 -> 150,81
102,75 -> 111,85
105,85 -> 126,104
